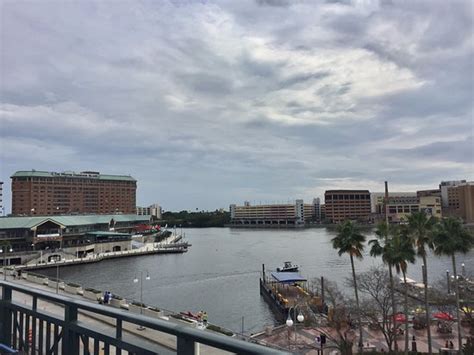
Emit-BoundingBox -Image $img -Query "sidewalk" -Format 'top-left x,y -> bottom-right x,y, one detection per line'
7,276 -> 232,355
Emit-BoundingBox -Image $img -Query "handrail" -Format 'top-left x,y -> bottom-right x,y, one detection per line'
0,281 -> 287,354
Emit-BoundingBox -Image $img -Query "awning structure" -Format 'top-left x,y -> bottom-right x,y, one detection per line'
271,272 -> 307,284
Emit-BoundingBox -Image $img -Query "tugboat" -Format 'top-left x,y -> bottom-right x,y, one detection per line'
277,261 -> 299,272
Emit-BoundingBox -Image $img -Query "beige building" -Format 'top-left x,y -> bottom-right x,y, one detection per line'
230,200 -> 315,226
136,203 -> 162,219
386,195 -> 442,223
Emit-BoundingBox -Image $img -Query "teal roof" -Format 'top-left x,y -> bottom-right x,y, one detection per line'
0,214 -> 150,230
85,231 -> 131,236
11,170 -> 136,182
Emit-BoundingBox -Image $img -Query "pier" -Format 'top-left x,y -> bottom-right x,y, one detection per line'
259,264 -> 323,324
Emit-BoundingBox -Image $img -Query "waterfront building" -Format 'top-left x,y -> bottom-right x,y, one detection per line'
443,182 -> 474,223
386,195 -> 442,223
324,190 -> 371,224
137,203 -> 162,219
229,199 -> 315,226
370,192 -> 417,214
0,214 -> 150,253
370,191 -> 442,223
11,170 -> 136,216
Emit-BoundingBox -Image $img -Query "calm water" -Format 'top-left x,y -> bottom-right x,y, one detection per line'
37,228 -> 474,333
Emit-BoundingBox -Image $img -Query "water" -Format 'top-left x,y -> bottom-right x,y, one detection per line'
37,227 -> 474,333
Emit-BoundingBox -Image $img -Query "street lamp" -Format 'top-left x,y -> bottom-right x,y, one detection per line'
0,246 -> 13,280
133,270 -> 150,330
462,263 -> 466,277
447,270 -> 451,294
286,306 -> 304,349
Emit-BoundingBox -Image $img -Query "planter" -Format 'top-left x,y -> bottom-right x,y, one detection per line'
83,288 -> 102,302
48,280 -> 65,291
110,297 -> 125,308
129,303 -> 147,314
143,307 -> 163,319
65,283 -> 82,295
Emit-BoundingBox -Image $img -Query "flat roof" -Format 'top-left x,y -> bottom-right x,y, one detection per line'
0,214 -> 150,230
11,170 -> 136,182
271,272 -> 307,283
325,190 -> 370,193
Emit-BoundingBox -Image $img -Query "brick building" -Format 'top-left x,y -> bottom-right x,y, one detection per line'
444,182 -> 474,223
324,190 -> 371,224
11,170 -> 136,216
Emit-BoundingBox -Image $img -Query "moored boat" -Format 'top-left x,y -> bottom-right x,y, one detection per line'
276,261 -> 299,272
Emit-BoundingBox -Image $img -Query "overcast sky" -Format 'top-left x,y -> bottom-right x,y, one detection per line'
1,0 -> 473,212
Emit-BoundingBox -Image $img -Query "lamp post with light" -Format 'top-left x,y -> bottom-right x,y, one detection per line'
0,245 -> 13,281
133,270 -> 150,330
286,306 -> 304,349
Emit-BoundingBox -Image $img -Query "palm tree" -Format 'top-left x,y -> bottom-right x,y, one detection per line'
332,220 -> 366,350
407,211 -> 437,355
369,222 -> 398,352
433,217 -> 474,352
386,226 -> 416,355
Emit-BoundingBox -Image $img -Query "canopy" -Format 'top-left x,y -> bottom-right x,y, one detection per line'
271,272 -> 307,284
433,312 -> 454,321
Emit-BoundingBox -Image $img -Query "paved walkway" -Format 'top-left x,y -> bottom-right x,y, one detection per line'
254,321 -> 470,354
7,276 -> 233,355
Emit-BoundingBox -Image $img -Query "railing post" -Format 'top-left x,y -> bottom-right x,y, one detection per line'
62,303 -> 79,355
177,336 -> 195,355
0,284 -> 12,346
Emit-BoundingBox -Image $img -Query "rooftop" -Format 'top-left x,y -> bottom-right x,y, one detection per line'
0,214 -> 150,230
11,170 -> 136,182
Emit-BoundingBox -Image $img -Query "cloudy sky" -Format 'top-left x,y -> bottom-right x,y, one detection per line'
1,0 -> 473,212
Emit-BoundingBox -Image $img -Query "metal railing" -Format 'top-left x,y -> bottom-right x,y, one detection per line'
0,281 -> 287,354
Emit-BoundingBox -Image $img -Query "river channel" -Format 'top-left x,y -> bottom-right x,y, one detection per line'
37,227 -> 474,334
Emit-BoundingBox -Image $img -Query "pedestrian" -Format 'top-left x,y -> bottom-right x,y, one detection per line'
449,341 -> 454,349
445,340 -> 449,349
203,311 -> 208,325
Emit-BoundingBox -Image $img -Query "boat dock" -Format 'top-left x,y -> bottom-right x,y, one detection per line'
259,264 -> 323,323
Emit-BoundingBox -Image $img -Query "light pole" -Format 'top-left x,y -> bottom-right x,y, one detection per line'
462,263 -> 466,278
56,262 -> 60,294
446,270 -> 451,294
0,246 -> 13,280
133,270 -> 150,330
286,306 -> 304,349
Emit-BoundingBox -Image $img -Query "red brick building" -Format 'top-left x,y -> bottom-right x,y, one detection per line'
324,190 -> 371,224
11,171 -> 136,216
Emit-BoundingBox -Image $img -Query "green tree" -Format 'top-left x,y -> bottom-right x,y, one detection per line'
407,211 -> 437,355
386,227 -> 416,355
433,217 -> 474,352
369,222 -> 398,352
332,220 -> 366,349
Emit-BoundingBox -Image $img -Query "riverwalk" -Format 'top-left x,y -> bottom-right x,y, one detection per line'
6,275 -> 237,354
14,234 -> 190,272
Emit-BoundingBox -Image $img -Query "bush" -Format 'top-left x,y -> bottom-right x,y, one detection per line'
131,301 -> 146,307
67,283 -> 81,288
148,306 -> 160,312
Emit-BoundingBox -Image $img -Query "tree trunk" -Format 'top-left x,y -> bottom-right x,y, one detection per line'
389,263 -> 397,352
350,254 -> 363,349
422,254 -> 432,355
403,271 -> 409,355
452,254 -> 463,353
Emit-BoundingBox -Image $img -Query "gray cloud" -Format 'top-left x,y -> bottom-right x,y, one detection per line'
1,0 -> 472,211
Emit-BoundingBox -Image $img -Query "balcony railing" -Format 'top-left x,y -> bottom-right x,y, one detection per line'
0,281 -> 286,354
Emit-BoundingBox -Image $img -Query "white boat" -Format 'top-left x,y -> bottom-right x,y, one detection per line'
277,261 -> 299,272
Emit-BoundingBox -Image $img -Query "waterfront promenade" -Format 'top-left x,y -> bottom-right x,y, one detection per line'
6,275 -> 238,354
16,233 -> 189,272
